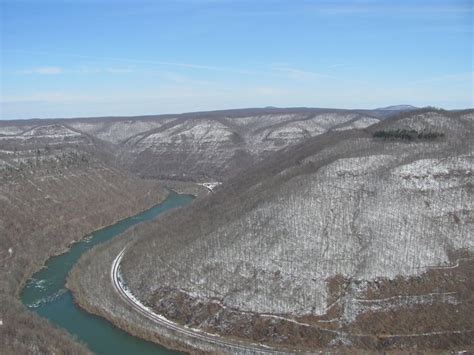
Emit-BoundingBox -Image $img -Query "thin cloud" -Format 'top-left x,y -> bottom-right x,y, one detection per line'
7,49 -> 254,75
18,66 -> 64,75
272,66 -> 335,80
270,65 -> 368,84
409,72 -> 474,85
327,63 -> 362,71
307,1 -> 473,16
1,92 -> 96,103
104,67 -> 135,74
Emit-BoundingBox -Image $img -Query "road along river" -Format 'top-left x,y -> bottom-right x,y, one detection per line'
21,191 -> 194,355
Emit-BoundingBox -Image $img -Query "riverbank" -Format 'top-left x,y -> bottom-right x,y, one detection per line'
67,191 -> 286,354
67,192 -> 206,354
1,164 -> 168,354
156,179 -> 211,198
22,192 -> 195,354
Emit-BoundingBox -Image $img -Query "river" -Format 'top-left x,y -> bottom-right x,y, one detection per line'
20,191 -> 194,354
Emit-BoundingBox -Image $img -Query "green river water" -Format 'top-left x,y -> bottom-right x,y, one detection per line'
21,191 -> 194,354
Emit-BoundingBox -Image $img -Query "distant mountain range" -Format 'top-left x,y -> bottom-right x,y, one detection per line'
1,106 -> 403,181
376,104 -> 419,111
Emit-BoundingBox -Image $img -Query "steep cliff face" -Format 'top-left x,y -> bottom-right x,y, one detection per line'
0,124 -> 167,354
121,109 -> 473,351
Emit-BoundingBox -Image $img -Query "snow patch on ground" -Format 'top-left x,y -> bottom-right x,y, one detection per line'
335,117 -> 380,130
129,120 -> 234,153
71,120 -> 167,143
198,182 -> 222,192
22,125 -> 82,138
0,126 -> 25,135
393,156 -> 473,191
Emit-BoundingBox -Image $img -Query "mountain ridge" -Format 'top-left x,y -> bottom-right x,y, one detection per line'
115,108 -> 473,351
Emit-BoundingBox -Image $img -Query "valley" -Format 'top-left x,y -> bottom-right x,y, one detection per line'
3,1 -> 472,353
1,107 -> 472,354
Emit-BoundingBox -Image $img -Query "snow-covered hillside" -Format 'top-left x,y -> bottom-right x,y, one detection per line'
120,109 -> 473,351
1,108 -> 384,181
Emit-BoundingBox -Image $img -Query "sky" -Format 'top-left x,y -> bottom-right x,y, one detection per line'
0,0 -> 473,119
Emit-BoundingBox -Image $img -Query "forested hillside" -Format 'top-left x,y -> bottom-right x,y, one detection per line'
0,107 -> 390,353
0,124 -> 167,353
119,109 -> 473,351
1,107 -> 393,181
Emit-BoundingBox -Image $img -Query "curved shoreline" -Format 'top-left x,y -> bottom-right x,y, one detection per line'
67,205 -> 201,354
20,190 -> 199,354
16,189 -> 170,299
3,169 -> 169,354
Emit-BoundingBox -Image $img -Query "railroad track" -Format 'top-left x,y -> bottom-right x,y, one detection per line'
111,247 -> 290,354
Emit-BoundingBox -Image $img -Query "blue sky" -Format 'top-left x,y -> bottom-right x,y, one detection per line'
1,0 -> 473,119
